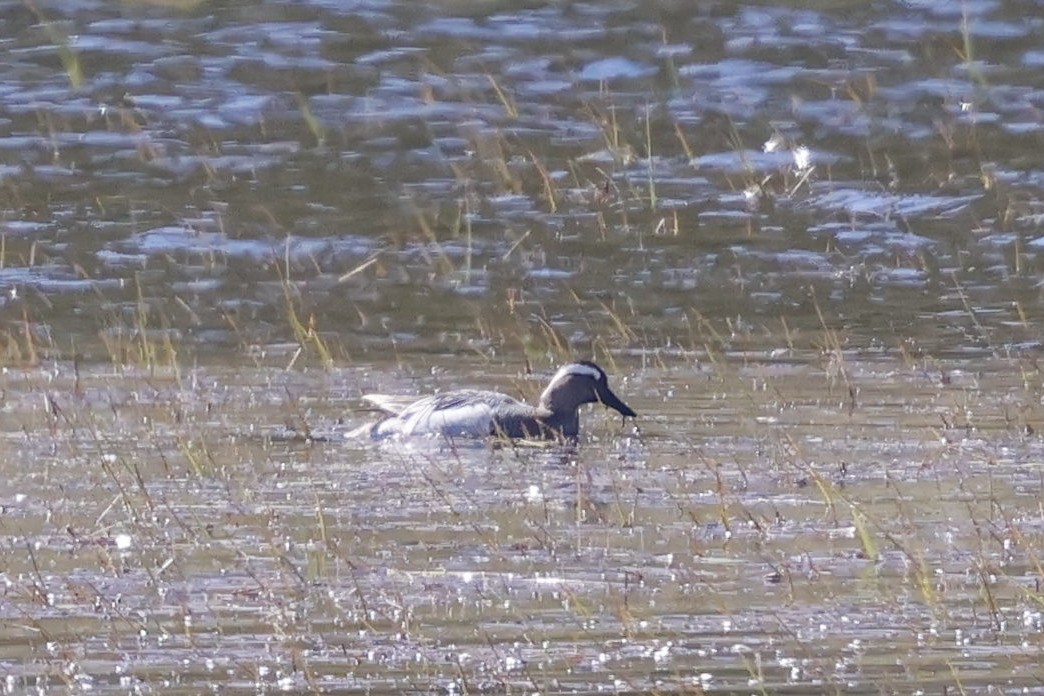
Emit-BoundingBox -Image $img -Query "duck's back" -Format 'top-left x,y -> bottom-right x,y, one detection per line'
370,389 -> 529,439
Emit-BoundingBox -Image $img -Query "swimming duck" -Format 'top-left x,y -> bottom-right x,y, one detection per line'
362,361 -> 636,440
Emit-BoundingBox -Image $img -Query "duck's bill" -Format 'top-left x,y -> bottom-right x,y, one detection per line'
599,388 -> 637,418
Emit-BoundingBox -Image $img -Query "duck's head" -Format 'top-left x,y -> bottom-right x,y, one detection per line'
540,361 -> 637,417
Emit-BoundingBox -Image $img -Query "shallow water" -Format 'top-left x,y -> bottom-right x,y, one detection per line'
0,0 -> 1043,693
3,354 -> 1043,693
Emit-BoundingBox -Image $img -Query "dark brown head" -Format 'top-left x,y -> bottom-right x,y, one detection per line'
538,361 -> 637,422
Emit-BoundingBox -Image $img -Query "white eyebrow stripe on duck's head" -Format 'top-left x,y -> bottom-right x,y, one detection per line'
555,363 -> 605,381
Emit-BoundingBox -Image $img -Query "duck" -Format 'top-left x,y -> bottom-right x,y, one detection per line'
361,361 -> 636,441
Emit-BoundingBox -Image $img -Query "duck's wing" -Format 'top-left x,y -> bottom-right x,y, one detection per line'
360,393 -> 419,416
375,390 -> 525,438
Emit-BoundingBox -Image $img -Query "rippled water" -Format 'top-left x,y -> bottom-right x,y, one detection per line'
1,0 -> 1043,693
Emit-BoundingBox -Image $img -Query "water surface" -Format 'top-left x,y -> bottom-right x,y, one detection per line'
0,0 -> 1043,693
